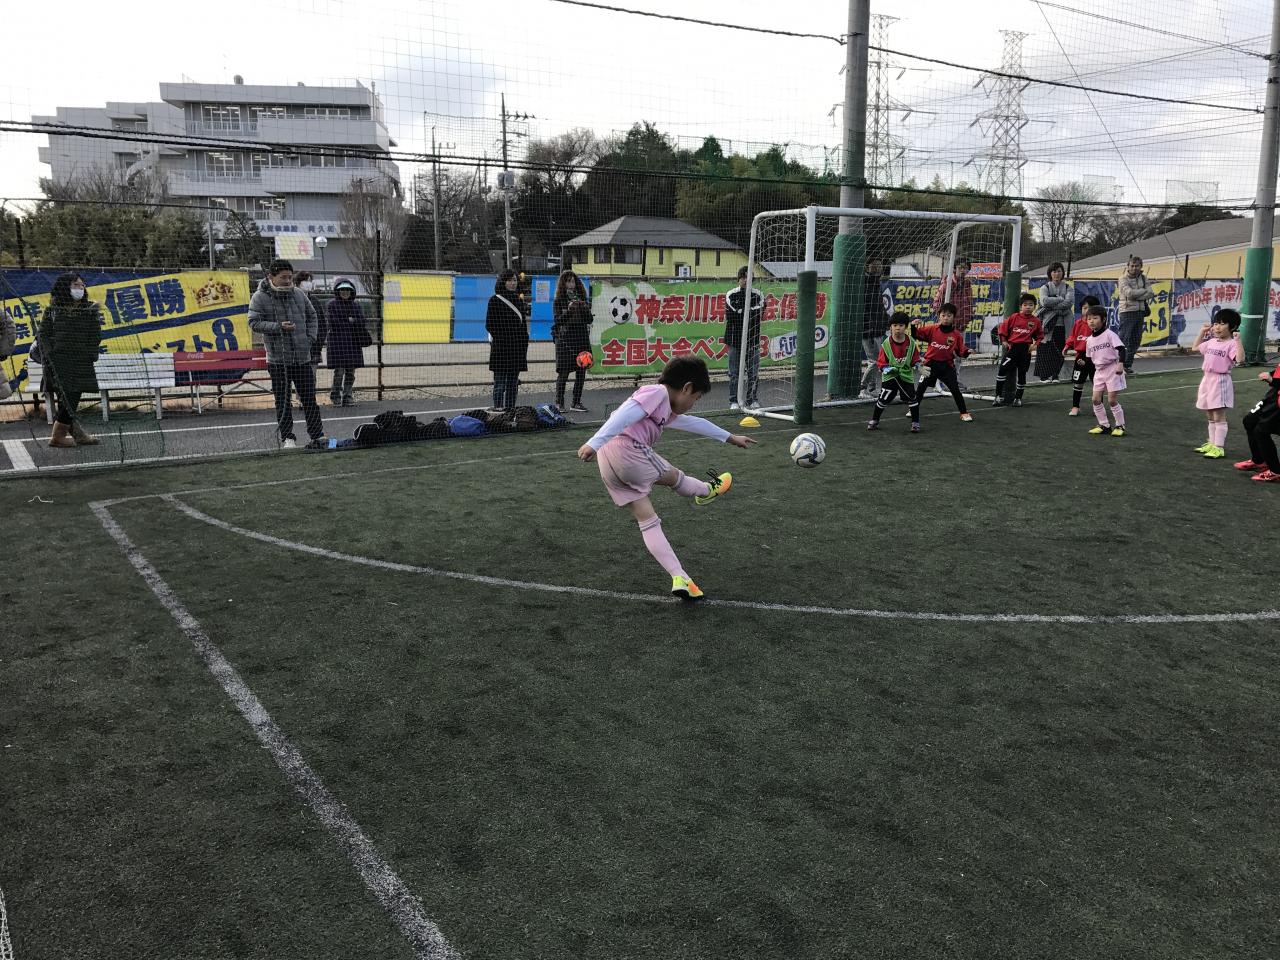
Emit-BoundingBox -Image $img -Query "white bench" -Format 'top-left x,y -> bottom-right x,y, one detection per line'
25,354 -> 176,422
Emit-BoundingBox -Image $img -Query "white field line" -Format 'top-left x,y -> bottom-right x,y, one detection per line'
90,502 -> 459,960
2,439 -> 35,472
164,496 -> 1280,626
84,373 -> 1226,501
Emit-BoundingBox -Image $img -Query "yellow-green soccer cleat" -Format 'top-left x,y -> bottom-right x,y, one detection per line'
1203,445 -> 1225,459
1088,425 -> 1109,435
1110,426 -> 1126,438
1194,442 -> 1214,453
693,471 -> 732,506
671,576 -> 704,600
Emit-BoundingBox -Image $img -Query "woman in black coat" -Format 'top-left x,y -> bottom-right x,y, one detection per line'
485,269 -> 528,411
38,271 -> 103,448
322,278 -> 369,406
552,269 -> 592,412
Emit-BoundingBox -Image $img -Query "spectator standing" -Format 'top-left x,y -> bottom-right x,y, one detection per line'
37,272 -> 102,448
552,270 -> 592,412
1115,255 -> 1155,375
0,309 -> 16,400
294,270 -> 325,365
932,258 -> 974,388
323,278 -> 369,406
724,265 -> 763,411
248,259 -> 327,450
486,269 -> 528,412
859,256 -> 890,397
1034,262 -> 1072,382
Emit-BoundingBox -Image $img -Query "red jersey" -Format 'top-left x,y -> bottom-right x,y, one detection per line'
1064,317 -> 1091,355
998,312 -> 1044,345
912,322 -> 970,365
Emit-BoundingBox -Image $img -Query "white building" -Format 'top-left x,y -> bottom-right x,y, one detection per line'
35,77 -> 402,279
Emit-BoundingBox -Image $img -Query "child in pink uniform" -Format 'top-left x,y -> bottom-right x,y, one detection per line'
578,357 -> 756,599
1084,305 -> 1129,437
1192,309 -> 1241,459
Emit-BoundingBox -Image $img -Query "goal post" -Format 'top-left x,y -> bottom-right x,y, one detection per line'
740,205 -> 1024,422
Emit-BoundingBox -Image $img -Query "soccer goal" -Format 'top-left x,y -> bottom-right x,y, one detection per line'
739,206 -> 1024,422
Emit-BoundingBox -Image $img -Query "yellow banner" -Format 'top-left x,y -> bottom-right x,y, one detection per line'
1,271 -> 251,384
382,273 -> 451,344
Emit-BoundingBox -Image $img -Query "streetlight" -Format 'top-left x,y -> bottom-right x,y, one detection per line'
314,234 -> 328,288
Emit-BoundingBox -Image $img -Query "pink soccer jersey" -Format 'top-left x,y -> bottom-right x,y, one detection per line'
1198,336 -> 1238,374
1086,328 -> 1125,369
620,383 -> 673,446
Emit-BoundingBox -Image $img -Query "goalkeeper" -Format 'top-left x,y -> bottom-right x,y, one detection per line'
867,312 -> 924,432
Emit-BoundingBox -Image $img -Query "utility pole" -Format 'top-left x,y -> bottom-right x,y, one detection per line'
828,0 -> 871,399
1241,0 -> 1280,364
502,93 -> 512,269
432,125 -> 442,270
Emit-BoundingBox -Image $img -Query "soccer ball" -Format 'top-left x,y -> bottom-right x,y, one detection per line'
789,433 -> 826,468
576,350 -> 594,369
609,294 -> 633,324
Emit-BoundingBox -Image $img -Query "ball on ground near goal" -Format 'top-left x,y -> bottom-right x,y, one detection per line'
609,294 -> 633,324
789,433 -> 826,467
576,350 -> 594,369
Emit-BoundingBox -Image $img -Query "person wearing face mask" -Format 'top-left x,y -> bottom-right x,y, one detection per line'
322,278 -> 369,406
36,272 -> 103,448
294,271 -> 324,365
485,269 -> 528,412
248,259 -> 327,449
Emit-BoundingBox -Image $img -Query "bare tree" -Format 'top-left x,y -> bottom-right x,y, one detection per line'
340,177 -> 408,294
1029,181 -> 1102,267
519,128 -> 603,193
40,162 -> 172,208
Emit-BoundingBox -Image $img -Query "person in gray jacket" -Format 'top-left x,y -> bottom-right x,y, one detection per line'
1115,255 -> 1155,375
248,259 -> 327,449
1034,262 -> 1072,382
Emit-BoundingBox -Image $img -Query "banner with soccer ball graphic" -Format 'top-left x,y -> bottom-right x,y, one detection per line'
587,279 -> 832,373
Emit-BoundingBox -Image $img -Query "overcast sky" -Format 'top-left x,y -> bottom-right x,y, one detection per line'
1,0 -> 1273,206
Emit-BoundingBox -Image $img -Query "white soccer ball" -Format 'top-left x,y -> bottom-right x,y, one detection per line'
609,294 -> 633,324
789,432 -> 826,468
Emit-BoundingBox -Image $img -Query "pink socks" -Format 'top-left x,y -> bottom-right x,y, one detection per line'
673,470 -> 711,498
1111,403 -> 1125,427
638,516 -> 686,578
1093,402 -> 1109,426
1209,421 -> 1227,447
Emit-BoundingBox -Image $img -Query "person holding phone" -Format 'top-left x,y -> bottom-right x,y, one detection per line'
248,259 -> 327,449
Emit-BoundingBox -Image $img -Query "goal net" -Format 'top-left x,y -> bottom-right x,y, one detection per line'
741,206 -> 1023,422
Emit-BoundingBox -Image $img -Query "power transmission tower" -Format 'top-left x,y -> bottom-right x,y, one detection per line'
970,30 -> 1030,196
867,15 -> 909,188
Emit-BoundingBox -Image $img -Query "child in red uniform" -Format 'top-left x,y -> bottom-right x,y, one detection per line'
992,292 -> 1044,407
911,303 -> 973,421
1063,295 -> 1099,416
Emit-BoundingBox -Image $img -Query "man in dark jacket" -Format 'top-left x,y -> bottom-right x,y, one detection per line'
248,259 -> 327,449
859,256 -> 890,396
724,265 -> 763,411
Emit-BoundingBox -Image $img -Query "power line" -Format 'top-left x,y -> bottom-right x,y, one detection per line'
545,0 -> 844,43
1032,0 -> 1270,58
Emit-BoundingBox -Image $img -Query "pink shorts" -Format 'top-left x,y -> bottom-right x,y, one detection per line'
596,438 -> 673,506
1196,371 -> 1233,410
1093,365 -> 1127,394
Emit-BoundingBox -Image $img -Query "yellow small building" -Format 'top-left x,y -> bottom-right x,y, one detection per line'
1044,217 -> 1280,281
563,216 -> 748,280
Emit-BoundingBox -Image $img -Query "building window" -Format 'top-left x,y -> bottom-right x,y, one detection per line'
303,106 -> 352,118
716,250 -> 722,267
250,153 -> 287,177
694,249 -> 701,267
301,148 -> 346,168
594,246 -> 612,264
658,248 -> 665,265
256,198 -> 287,219
207,152 -> 243,178
201,105 -> 241,131
250,106 -> 287,124
614,246 -> 643,265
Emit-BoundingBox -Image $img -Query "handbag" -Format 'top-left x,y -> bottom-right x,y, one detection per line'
355,323 -> 373,349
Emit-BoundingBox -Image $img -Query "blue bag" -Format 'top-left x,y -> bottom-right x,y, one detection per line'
535,403 -> 568,427
447,414 -> 488,438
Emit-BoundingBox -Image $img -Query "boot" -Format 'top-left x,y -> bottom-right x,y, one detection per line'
70,420 -> 100,445
49,422 -> 76,448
